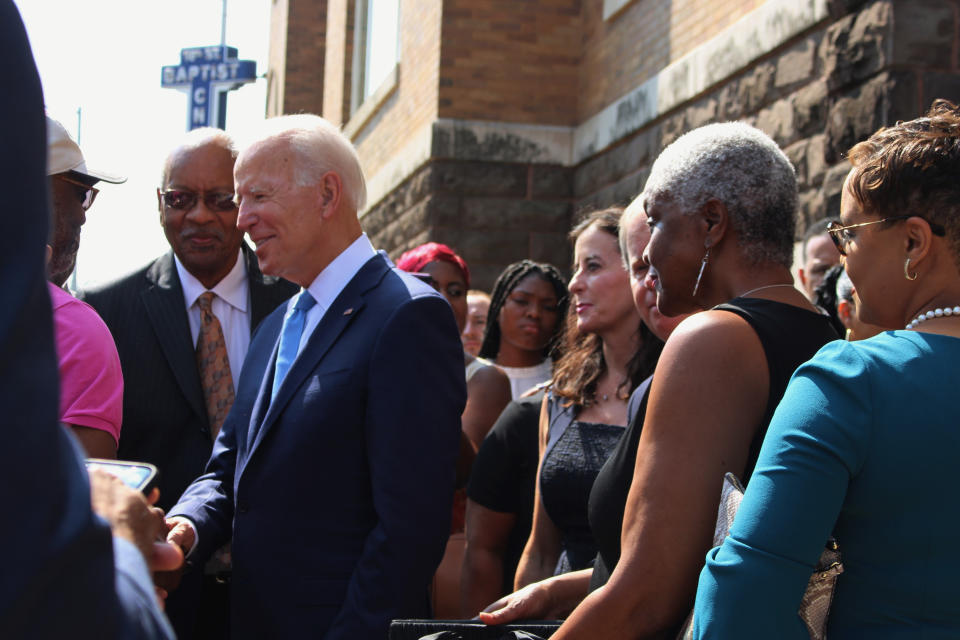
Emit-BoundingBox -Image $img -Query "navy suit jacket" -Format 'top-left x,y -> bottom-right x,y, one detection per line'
81,245 -> 297,513
170,252 -> 466,639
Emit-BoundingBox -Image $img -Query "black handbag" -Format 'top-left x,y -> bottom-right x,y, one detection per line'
389,619 -> 561,640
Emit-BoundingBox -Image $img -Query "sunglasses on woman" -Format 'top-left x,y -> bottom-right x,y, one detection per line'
826,216 -> 945,256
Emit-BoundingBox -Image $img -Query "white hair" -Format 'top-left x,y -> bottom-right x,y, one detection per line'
643,122 -> 798,267
619,197 -> 645,269
241,114 -> 367,212
161,127 -> 237,187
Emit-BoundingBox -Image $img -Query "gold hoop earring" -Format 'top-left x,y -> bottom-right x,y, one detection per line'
692,248 -> 710,297
904,257 -> 918,281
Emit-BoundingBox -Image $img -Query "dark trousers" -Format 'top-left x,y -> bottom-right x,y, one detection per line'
166,570 -> 231,640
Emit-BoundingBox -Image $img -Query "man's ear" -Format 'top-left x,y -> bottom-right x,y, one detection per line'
701,198 -> 729,247
156,188 -> 163,223
317,172 -> 343,219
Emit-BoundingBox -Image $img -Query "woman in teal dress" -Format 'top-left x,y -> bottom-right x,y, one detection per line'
693,99 -> 960,638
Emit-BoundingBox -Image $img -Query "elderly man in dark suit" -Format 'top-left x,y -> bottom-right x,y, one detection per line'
165,114 -> 465,639
81,128 -> 297,638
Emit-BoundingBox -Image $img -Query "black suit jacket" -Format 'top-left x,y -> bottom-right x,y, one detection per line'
82,244 -> 297,512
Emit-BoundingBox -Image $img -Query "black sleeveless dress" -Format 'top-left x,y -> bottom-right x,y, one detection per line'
586,297 -> 839,590
540,392 -> 625,574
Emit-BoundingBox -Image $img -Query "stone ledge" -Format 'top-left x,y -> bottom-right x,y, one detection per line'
574,0 -> 830,163
360,120 -> 432,219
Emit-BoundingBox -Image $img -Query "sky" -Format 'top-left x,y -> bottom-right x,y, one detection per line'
14,0 -> 271,290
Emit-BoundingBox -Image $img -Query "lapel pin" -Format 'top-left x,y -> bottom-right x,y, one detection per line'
343,308 -> 354,315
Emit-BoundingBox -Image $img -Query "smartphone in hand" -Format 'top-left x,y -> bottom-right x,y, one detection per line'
86,459 -> 159,494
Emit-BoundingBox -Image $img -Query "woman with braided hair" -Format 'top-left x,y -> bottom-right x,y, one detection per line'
478,260 -> 568,399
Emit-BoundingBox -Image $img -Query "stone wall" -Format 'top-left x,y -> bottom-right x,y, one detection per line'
365,160 -> 575,289
573,0 -> 960,234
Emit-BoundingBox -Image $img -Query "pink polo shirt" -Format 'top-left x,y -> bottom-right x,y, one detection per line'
49,283 -> 123,444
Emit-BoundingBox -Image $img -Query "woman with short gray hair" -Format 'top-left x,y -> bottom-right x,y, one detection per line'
479,123 -> 838,638
694,100 -> 960,638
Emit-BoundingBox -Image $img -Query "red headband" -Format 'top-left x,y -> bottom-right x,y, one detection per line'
396,242 -> 470,289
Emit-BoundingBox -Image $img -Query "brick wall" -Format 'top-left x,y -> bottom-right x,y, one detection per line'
350,0 -> 443,179
438,0 -> 581,125
267,0 -> 328,117
669,0 -> 764,61
266,0 -> 289,117
321,0 -> 353,126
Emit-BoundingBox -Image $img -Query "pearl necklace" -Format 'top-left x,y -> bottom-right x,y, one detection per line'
738,283 -> 796,298
906,306 -> 960,330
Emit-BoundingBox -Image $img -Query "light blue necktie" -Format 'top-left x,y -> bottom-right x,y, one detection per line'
271,290 -> 317,401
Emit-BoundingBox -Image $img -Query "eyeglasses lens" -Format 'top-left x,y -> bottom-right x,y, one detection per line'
162,190 -> 237,211
826,222 -> 847,256
78,187 -> 97,211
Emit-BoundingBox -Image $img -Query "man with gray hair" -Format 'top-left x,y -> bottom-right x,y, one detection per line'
165,114 -> 465,639
82,127 -> 297,639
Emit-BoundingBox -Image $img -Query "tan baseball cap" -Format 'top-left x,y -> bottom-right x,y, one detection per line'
46,116 -> 125,184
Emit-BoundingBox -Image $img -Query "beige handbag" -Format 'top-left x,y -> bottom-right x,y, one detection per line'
677,473 -> 843,639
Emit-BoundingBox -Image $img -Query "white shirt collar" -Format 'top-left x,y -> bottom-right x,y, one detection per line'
303,233 -> 377,314
175,248 -> 249,312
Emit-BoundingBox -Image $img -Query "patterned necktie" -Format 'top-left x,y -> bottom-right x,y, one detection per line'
195,291 -> 235,441
271,290 -> 317,401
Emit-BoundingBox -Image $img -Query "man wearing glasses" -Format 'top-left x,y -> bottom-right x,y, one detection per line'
81,128 -> 297,640
46,117 -> 122,288
45,116 -> 126,460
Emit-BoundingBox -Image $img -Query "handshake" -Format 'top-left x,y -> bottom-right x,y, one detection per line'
88,466 -> 198,606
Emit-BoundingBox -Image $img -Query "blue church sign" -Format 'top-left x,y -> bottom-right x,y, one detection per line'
161,45 -> 257,130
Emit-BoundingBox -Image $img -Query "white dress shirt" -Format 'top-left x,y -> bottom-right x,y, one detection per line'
283,233 -> 377,357
177,237 -> 377,551
175,249 -> 251,394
